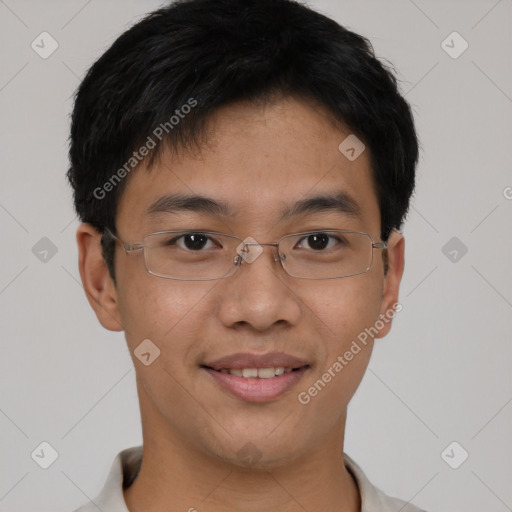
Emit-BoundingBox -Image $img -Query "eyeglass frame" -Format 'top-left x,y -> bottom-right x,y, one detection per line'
104,228 -> 388,281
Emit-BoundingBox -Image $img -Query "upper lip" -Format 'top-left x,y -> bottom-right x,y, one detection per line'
202,351 -> 309,370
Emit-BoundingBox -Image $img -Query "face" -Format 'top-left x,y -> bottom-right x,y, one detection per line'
78,96 -> 404,469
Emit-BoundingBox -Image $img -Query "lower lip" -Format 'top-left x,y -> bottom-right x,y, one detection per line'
202,367 -> 309,403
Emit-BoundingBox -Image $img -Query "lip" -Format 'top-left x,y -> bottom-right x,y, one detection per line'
201,351 -> 310,403
202,366 -> 310,403
203,351 -> 309,370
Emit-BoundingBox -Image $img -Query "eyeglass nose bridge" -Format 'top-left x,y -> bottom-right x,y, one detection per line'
233,240 -> 286,267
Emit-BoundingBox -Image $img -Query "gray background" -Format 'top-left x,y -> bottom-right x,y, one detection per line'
1,0 -> 511,511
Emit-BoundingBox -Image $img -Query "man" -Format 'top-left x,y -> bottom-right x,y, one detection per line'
69,0 -> 424,510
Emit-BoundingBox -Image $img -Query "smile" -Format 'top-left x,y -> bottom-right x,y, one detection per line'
201,364 -> 310,402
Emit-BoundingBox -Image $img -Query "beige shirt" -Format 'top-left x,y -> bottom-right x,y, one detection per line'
73,445 -> 426,512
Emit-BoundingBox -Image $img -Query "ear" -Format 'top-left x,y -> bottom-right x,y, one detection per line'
374,229 -> 405,339
76,223 -> 123,331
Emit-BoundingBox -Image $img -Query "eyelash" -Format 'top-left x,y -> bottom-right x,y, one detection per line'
166,232 -> 345,251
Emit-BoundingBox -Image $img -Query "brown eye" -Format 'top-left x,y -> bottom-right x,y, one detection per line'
296,232 -> 342,251
163,233 -> 216,251
181,233 -> 210,250
305,233 -> 330,250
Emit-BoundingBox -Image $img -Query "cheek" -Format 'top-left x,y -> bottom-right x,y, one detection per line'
302,275 -> 383,344
114,277 -> 224,448
116,271 -> 217,353
296,276 -> 382,400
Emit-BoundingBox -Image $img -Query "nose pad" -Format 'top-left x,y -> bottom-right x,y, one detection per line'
233,247 -> 285,266
274,252 -> 286,264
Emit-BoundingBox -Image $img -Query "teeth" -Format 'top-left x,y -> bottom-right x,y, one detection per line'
217,367 -> 295,378
258,367 -> 277,379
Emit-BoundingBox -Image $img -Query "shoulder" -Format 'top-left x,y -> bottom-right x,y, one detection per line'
71,446 -> 143,512
344,454 -> 428,512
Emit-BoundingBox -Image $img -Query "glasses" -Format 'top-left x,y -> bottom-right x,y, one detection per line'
105,229 -> 387,281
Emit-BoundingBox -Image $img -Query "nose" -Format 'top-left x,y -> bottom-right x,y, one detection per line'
216,243 -> 302,332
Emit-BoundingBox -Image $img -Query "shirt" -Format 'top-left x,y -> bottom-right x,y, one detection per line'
73,445 -> 427,512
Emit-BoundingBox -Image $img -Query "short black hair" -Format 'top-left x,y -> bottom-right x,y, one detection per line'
67,0 -> 419,281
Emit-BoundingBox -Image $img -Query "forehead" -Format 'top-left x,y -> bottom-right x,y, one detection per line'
116,97 -> 380,234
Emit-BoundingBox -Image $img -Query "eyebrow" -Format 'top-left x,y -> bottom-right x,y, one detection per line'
146,191 -> 362,221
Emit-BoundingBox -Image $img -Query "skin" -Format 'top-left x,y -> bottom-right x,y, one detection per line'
77,96 -> 405,512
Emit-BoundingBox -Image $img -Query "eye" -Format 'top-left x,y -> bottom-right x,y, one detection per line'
167,233 -> 218,251
295,232 -> 345,251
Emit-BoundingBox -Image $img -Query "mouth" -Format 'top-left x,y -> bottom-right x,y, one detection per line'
200,352 -> 311,402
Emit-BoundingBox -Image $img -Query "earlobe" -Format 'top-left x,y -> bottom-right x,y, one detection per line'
76,223 -> 124,332
375,229 -> 405,339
